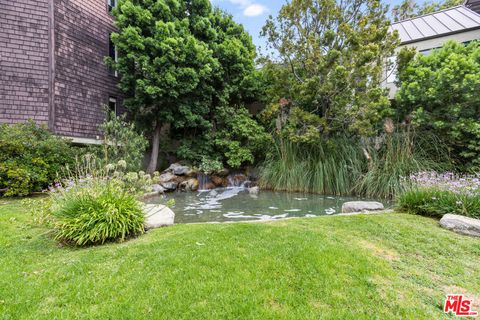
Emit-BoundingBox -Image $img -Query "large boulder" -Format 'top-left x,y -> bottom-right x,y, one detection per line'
215,168 -> 230,177
211,175 -> 228,187
179,178 -> 200,192
151,184 -> 165,193
439,214 -> 480,237
160,181 -> 178,191
158,172 -> 175,183
144,204 -> 175,230
341,201 -> 384,213
164,163 -> 194,176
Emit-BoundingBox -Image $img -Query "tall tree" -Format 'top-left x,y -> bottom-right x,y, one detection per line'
392,0 -> 463,22
261,0 -> 398,139
109,0 -> 262,171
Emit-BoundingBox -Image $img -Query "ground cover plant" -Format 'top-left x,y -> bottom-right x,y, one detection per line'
1,200 -> 479,319
398,171 -> 480,219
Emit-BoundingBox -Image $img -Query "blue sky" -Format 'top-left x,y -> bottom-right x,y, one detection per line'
211,0 -> 426,53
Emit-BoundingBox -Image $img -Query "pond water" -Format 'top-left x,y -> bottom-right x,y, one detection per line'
146,187 -> 387,224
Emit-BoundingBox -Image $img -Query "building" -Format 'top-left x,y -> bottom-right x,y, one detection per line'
0,0 -> 122,144
385,4 -> 480,98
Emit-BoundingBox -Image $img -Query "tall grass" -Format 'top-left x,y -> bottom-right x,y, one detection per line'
260,130 -> 449,198
259,138 -> 366,195
353,131 -> 448,198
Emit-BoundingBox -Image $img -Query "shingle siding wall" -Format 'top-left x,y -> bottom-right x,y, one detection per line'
0,0 -> 50,125
53,0 -> 123,138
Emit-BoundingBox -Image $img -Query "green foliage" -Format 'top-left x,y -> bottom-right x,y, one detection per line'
198,156 -> 224,174
398,188 -> 480,219
261,0 -> 398,138
260,127 -> 447,198
99,111 -> 148,171
47,180 -> 145,246
110,1 -> 262,169
3,199 -> 480,319
396,41 -> 480,170
392,0 -> 463,22
64,156 -> 154,196
212,106 -> 270,168
260,138 -> 366,195
354,130 -> 449,198
0,121 -> 75,197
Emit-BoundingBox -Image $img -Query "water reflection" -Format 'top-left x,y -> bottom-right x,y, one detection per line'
146,188 -> 385,223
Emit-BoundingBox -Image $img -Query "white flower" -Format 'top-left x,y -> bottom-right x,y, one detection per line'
117,160 -> 127,170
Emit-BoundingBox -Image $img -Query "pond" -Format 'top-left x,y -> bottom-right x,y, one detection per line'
146,187 -> 387,224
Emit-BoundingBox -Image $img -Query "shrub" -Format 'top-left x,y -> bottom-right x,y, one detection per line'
396,41 -> 480,170
48,179 -> 145,246
397,172 -> 480,219
97,111 -> 148,171
0,121 -> 75,197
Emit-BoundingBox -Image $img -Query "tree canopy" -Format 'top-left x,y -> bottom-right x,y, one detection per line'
260,0 -> 398,141
396,41 -> 480,170
391,0 -> 463,22
109,0 -> 268,171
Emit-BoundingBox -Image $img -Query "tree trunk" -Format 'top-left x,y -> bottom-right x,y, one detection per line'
147,122 -> 162,174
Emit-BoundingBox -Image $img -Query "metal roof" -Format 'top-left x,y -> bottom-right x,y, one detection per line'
391,6 -> 480,44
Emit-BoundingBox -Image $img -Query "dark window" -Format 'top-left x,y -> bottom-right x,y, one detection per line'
108,97 -> 117,116
109,35 -> 118,76
108,0 -> 116,12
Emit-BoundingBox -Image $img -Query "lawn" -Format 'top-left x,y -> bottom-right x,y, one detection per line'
0,200 -> 479,319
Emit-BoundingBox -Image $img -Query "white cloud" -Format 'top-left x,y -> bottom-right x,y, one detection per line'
243,4 -> 268,17
228,0 -> 268,17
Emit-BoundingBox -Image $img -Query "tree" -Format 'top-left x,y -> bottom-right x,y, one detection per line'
392,0 -> 463,22
261,0 -> 398,139
396,41 -> 480,170
109,1 -> 264,171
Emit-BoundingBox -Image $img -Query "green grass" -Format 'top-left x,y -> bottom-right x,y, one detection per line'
398,187 -> 480,219
1,200 -> 479,319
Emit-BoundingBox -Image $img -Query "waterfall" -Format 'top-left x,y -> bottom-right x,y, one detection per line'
227,173 -> 250,188
197,173 -> 211,190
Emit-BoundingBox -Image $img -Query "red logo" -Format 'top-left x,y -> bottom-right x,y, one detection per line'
444,294 -> 478,317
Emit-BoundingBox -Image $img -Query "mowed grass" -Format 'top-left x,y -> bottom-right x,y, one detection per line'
0,200 -> 479,319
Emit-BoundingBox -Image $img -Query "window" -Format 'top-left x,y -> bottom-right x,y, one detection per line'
109,35 -> 118,77
108,97 -> 117,116
386,56 -> 397,84
108,0 -> 116,13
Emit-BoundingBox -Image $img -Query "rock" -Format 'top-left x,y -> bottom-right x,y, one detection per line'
160,181 -> 178,191
216,168 -> 229,177
138,191 -> 162,201
203,182 -> 216,190
144,204 -> 175,230
439,214 -> 480,237
341,201 -> 384,213
151,184 -> 165,193
248,186 -> 259,194
164,163 -> 192,176
211,175 -> 227,187
158,172 -> 175,183
179,178 -> 200,192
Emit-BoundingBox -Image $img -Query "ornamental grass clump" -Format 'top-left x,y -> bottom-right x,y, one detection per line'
398,172 -> 480,219
30,156 -> 150,246
49,179 -> 145,246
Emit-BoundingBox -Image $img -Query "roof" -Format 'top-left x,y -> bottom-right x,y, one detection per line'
465,0 -> 480,14
391,5 -> 480,44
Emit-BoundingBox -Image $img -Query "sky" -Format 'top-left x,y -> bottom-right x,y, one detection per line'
210,0 -> 428,54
